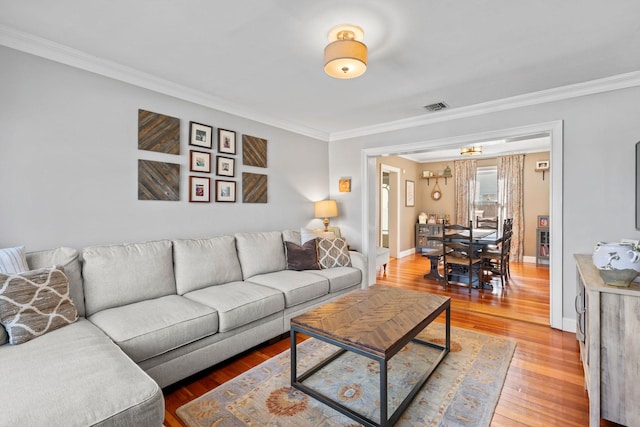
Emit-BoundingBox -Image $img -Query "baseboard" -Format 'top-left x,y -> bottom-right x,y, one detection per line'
398,248 -> 416,259
563,318 -> 577,333
522,256 -> 537,264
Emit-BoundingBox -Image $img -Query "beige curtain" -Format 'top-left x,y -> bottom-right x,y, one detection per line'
497,154 -> 525,262
453,159 -> 477,226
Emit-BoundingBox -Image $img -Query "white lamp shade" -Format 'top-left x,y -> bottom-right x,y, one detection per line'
314,200 -> 338,218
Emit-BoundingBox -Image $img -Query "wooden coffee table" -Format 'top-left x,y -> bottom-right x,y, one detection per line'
290,284 -> 450,427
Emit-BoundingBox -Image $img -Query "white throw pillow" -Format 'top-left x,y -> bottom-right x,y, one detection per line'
0,246 -> 29,274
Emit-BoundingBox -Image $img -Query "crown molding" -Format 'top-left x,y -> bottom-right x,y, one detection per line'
330,70 -> 640,141
0,24 -> 329,142
2,24 -> 639,144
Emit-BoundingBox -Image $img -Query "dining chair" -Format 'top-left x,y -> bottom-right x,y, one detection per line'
476,216 -> 498,230
442,221 -> 484,294
481,220 -> 513,286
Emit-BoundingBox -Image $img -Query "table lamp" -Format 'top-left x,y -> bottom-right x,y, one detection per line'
314,200 -> 338,232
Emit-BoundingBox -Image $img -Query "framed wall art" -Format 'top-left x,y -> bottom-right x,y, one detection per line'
189,150 -> 211,173
405,180 -> 415,207
537,215 -> 549,227
189,121 -> 213,149
215,180 -> 236,202
339,178 -> 351,193
218,129 -> 236,154
189,176 -> 210,202
242,172 -> 267,203
216,156 -> 235,177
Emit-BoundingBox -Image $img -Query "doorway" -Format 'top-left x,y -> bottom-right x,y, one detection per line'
362,121 -> 563,330
380,164 -> 401,258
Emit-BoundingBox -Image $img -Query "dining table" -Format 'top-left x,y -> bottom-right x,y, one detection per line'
422,228 -> 502,281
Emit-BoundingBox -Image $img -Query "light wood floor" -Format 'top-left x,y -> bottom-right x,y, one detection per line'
163,254 -> 616,426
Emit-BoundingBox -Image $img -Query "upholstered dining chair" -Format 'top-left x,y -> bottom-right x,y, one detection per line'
441,221 -> 484,294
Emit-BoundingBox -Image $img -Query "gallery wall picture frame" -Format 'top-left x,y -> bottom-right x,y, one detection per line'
189,176 -> 210,202
218,129 -> 236,155
189,121 -> 213,149
405,180 -> 415,207
537,215 -> 549,227
216,156 -> 235,177
189,150 -> 211,173
215,180 -> 236,202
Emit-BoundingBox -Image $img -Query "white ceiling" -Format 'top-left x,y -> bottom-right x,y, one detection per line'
1,1 -> 640,142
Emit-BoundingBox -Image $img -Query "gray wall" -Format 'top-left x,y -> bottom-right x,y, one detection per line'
329,85 -> 640,325
0,46 -> 330,251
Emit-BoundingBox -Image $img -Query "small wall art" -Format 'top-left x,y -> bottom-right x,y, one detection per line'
138,160 -> 180,201
405,180 -> 415,207
216,156 -> 235,177
339,178 -> 351,193
138,109 -> 180,155
189,176 -> 210,202
242,134 -> 268,168
538,215 -> 549,227
215,180 -> 236,202
242,172 -> 267,203
189,150 -> 211,173
189,121 -> 213,149
218,129 -> 236,155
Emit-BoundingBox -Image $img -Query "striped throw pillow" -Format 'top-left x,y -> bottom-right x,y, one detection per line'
0,246 -> 29,274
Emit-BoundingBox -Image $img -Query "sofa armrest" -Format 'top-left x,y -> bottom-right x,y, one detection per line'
349,250 -> 367,287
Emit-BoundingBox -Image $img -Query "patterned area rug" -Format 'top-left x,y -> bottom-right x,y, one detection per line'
177,324 -> 515,427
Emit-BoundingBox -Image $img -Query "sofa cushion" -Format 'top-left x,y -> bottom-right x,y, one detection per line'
82,240 -> 176,316
307,266 -> 362,293
282,229 -> 301,245
0,266 -> 78,344
184,281 -> 284,333
88,295 -> 218,363
26,246 -> 85,317
0,246 -> 28,274
318,237 -> 352,268
235,231 -> 286,279
0,318 -> 164,426
173,236 -> 243,294
247,270 -> 329,308
285,240 -> 320,271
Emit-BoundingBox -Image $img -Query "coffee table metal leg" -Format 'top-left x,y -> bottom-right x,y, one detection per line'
290,329 -> 297,386
380,359 -> 388,426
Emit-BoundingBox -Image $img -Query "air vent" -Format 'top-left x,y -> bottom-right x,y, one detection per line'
424,102 -> 448,112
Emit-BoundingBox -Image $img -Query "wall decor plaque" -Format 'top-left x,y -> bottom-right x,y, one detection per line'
242,134 -> 267,168
138,160 -> 180,201
138,109 -> 180,154
242,172 -> 267,203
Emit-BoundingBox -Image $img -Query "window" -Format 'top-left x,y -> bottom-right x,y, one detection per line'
474,166 -> 497,219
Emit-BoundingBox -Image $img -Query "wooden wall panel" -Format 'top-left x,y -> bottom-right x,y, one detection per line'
138,160 -> 180,201
242,134 -> 267,168
138,109 -> 180,154
242,172 -> 267,203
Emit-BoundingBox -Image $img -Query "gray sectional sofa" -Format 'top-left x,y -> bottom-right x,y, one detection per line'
0,230 -> 366,426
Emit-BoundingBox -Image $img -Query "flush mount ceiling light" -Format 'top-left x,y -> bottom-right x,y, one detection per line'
460,146 -> 483,156
324,24 -> 367,79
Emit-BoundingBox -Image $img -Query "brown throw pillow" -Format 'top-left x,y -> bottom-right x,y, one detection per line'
285,240 -> 320,271
318,237 -> 351,268
0,265 -> 78,345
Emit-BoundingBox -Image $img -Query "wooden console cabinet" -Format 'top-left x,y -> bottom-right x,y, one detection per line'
574,254 -> 640,426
